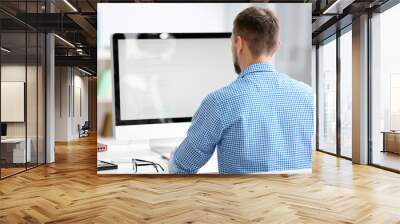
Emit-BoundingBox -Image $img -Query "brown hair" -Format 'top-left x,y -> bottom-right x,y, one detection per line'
233,7 -> 279,57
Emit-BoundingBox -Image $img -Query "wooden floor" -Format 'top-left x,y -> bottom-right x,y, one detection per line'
0,167 -> 26,178
1,164 -> 43,178
1,135 -> 400,223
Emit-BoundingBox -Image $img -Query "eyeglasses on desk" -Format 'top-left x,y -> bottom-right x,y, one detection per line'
131,158 -> 165,173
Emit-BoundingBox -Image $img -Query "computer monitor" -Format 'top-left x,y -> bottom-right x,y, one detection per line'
112,33 -> 235,141
1,123 -> 7,137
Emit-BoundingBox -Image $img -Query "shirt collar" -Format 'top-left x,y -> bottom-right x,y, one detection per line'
238,62 -> 275,78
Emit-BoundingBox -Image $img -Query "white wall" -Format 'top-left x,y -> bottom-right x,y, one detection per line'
311,45 -> 317,150
98,3 -> 312,84
71,73 -> 89,138
55,67 -> 68,141
55,67 -> 89,141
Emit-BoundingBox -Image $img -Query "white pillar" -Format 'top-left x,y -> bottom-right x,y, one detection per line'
46,33 -> 55,163
45,0 -> 55,163
352,14 -> 369,164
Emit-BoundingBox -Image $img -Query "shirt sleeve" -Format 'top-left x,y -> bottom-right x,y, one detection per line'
169,93 -> 224,174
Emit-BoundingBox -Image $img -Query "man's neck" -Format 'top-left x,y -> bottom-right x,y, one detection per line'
241,55 -> 273,72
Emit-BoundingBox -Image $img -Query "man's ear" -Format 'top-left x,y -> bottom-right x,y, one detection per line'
237,36 -> 244,54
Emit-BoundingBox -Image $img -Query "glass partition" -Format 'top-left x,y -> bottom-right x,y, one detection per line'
371,3 -> 400,171
26,0 -> 41,169
317,36 -> 337,155
0,30 -> 28,178
339,29 -> 352,158
0,1 -> 46,179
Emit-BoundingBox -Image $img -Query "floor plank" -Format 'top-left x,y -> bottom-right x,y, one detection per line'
1,135 -> 400,223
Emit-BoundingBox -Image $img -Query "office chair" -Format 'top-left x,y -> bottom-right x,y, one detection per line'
79,121 -> 90,138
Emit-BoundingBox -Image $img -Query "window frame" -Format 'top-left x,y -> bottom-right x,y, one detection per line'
315,23 -> 353,161
367,0 -> 400,173
0,0 -> 47,180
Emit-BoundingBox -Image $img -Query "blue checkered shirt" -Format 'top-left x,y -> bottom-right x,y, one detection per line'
169,63 -> 314,174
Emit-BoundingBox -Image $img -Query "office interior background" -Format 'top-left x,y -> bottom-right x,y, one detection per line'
0,0 -> 400,223
0,0 -> 97,179
314,1 -> 400,172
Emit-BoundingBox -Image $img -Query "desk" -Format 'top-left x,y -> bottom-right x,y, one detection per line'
97,139 -> 218,174
97,139 -> 312,175
1,138 -> 31,164
382,131 -> 400,154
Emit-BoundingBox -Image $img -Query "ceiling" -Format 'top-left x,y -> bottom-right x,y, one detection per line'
0,0 -> 393,74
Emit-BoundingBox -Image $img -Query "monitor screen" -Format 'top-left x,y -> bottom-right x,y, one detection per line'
113,33 -> 236,125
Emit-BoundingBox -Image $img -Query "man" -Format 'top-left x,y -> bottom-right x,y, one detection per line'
169,7 -> 314,174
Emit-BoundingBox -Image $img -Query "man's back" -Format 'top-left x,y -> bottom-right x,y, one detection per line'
170,63 -> 314,174
213,63 -> 314,173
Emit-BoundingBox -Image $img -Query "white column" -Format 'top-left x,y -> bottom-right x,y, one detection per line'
46,33 -> 55,163
45,0 -> 55,163
352,14 -> 369,164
